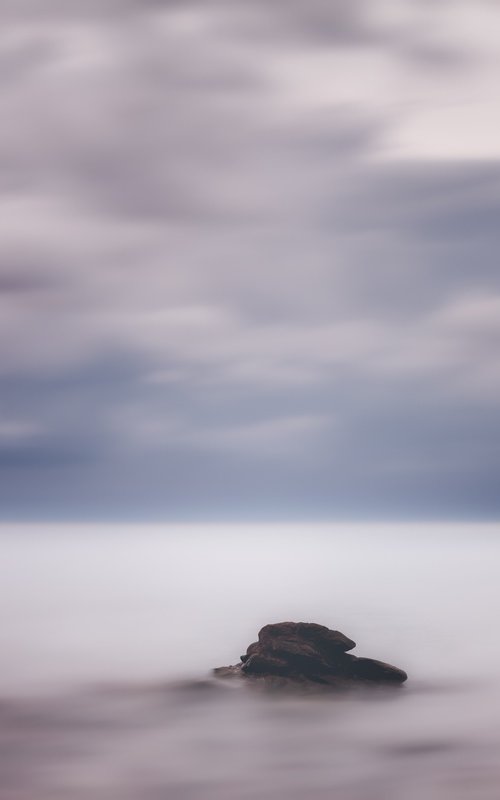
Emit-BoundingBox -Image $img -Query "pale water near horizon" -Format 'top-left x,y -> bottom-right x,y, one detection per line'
1,522 -> 500,799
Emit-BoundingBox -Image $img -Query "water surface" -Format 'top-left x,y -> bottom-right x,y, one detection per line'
1,522 -> 499,799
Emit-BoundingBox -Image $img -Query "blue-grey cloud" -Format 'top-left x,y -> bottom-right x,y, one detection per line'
1,0 -> 499,519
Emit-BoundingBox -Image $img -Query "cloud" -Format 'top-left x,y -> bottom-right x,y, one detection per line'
0,0 -> 499,517
0,420 -> 43,441
190,414 -> 331,457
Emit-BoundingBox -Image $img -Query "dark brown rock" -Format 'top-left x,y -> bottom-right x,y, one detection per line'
214,620 -> 407,691
240,641 -> 259,663
212,664 -> 242,679
242,653 -> 289,675
344,655 -> 408,683
245,622 -> 355,677
258,622 -> 356,655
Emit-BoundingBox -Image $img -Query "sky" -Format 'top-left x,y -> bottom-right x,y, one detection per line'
1,0 -> 499,520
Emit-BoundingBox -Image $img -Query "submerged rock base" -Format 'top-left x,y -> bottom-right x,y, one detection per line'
214,621 -> 407,691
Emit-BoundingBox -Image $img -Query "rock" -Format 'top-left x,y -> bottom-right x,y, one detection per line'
242,653 -> 289,675
344,655 -> 408,683
214,621 -> 407,691
213,664 -> 243,679
240,641 -> 259,663
241,621 -> 356,678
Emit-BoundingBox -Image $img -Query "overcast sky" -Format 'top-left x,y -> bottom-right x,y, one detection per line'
1,0 -> 499,520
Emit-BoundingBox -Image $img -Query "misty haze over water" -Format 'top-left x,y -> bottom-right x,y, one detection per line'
1,522 -> 500,799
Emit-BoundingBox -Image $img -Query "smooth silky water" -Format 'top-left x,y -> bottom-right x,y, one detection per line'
1,523 -> 499,799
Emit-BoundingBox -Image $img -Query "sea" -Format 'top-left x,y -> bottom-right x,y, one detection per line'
1,522 -> 499,800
